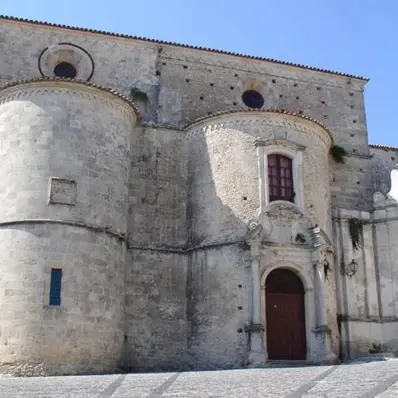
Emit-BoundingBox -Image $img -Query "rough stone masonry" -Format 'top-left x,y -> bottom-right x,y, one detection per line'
0,14 -> 397,376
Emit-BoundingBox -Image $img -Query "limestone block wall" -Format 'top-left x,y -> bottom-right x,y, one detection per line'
330,155 -> 375,212
187,111 -> 333,243
159,45 -> 368,154
0,19 -> 160,122
125,250 -> 188,371
0,79 -> 137,374
370,146 -> 398,195
185,111 -> 333,367
0,19 -> 368,148
128,127 -> 188,248
186,245 -> 250,369
333,205 -> 398,358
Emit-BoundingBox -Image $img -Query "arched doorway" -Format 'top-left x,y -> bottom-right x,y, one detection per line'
266,268 -> 306,360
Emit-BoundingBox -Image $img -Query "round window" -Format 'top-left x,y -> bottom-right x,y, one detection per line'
54,62 -> 77,79
241,90 -> 264,109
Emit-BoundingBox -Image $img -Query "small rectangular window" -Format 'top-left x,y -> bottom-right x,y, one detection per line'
49,268 -> 62,306
268,154 -> 294,203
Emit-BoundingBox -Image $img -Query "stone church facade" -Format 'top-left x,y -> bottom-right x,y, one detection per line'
0,15 -> 397,376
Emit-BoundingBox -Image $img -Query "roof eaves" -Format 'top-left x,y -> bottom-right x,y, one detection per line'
0,15 -> 369,82
369,144 -> 398,152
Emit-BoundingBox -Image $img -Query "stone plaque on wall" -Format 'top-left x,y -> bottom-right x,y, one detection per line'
48,177 -> 77,206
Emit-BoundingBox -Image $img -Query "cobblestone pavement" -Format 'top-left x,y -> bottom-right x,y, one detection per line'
1,359 -> 398,397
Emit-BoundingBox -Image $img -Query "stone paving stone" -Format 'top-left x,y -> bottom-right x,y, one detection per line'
111,373 -> 177,398
1,361 -> 398,397
164,367 -> 332,398
0,374 -> 120,398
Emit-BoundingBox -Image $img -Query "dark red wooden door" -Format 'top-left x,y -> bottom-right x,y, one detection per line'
266,269 -> 306,360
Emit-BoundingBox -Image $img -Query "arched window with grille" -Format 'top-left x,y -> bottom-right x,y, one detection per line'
268,154 -> 294,202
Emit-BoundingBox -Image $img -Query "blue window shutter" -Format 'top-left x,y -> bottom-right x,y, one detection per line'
49,268 -> 62,306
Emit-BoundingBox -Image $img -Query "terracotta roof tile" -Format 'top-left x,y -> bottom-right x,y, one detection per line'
0,15 -> 369,82
369,144 -> 398,152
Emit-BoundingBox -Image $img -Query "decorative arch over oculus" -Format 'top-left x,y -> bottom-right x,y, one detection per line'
39,43 -> 95,81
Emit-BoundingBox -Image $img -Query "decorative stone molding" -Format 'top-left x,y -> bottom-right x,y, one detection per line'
39,43 -> 95,81
373,192 -> 398,209
345,259 -> 358,277
255,138 -> 306,152
265,201 -> 304,221
48,178 -> 77,206
0,78 -> 140,121
259,140 -> 305,210
184,109 -> 333,145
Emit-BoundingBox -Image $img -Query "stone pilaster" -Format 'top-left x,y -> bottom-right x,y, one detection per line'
244,223 -> 267,366
309,226 -> 337,364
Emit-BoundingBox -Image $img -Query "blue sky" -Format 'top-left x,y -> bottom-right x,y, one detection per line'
1,0 -> 397,147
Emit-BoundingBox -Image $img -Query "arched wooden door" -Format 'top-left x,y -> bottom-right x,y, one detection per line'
266,268 -> 306,360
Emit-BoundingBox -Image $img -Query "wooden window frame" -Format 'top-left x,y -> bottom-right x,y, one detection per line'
267,154 -> 295,203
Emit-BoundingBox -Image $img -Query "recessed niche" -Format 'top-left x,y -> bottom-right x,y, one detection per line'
234,73 -> 238,77
293,83 -> 298,87
349,93 -> 354,96
185,78 -> 190,82
238,306 -> 243,310
242,196 -> 247,200
183,65 -> 188,69
272,79 -> 276,84
353,120 -> 357,124
210,83 -> 214,86
162,62 -> 166,66
317,87 -> 321,91
279,94 -> 283,98
200,96 -> 204,100
230,86 -> 234,90
296,96 -> 300,100
321,100 -> 326,104
156,70 -> 161,76
233,101 -> 238,106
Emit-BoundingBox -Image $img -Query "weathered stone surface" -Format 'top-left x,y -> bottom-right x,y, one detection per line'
1,361 -> 398,397
0,16 -> 397,375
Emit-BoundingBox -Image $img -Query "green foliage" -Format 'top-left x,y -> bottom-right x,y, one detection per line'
369,343 -> 382,354
130,87 -> 149,102
330,145 -> 347,163
323,259 -> 332,282
349,218 -> 363,251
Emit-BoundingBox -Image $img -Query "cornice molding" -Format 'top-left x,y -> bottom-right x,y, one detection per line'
0,77 -> 140,122
0,15 -> 369,82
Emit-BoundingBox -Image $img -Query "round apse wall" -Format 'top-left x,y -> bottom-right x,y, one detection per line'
39,43 -> 94,81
